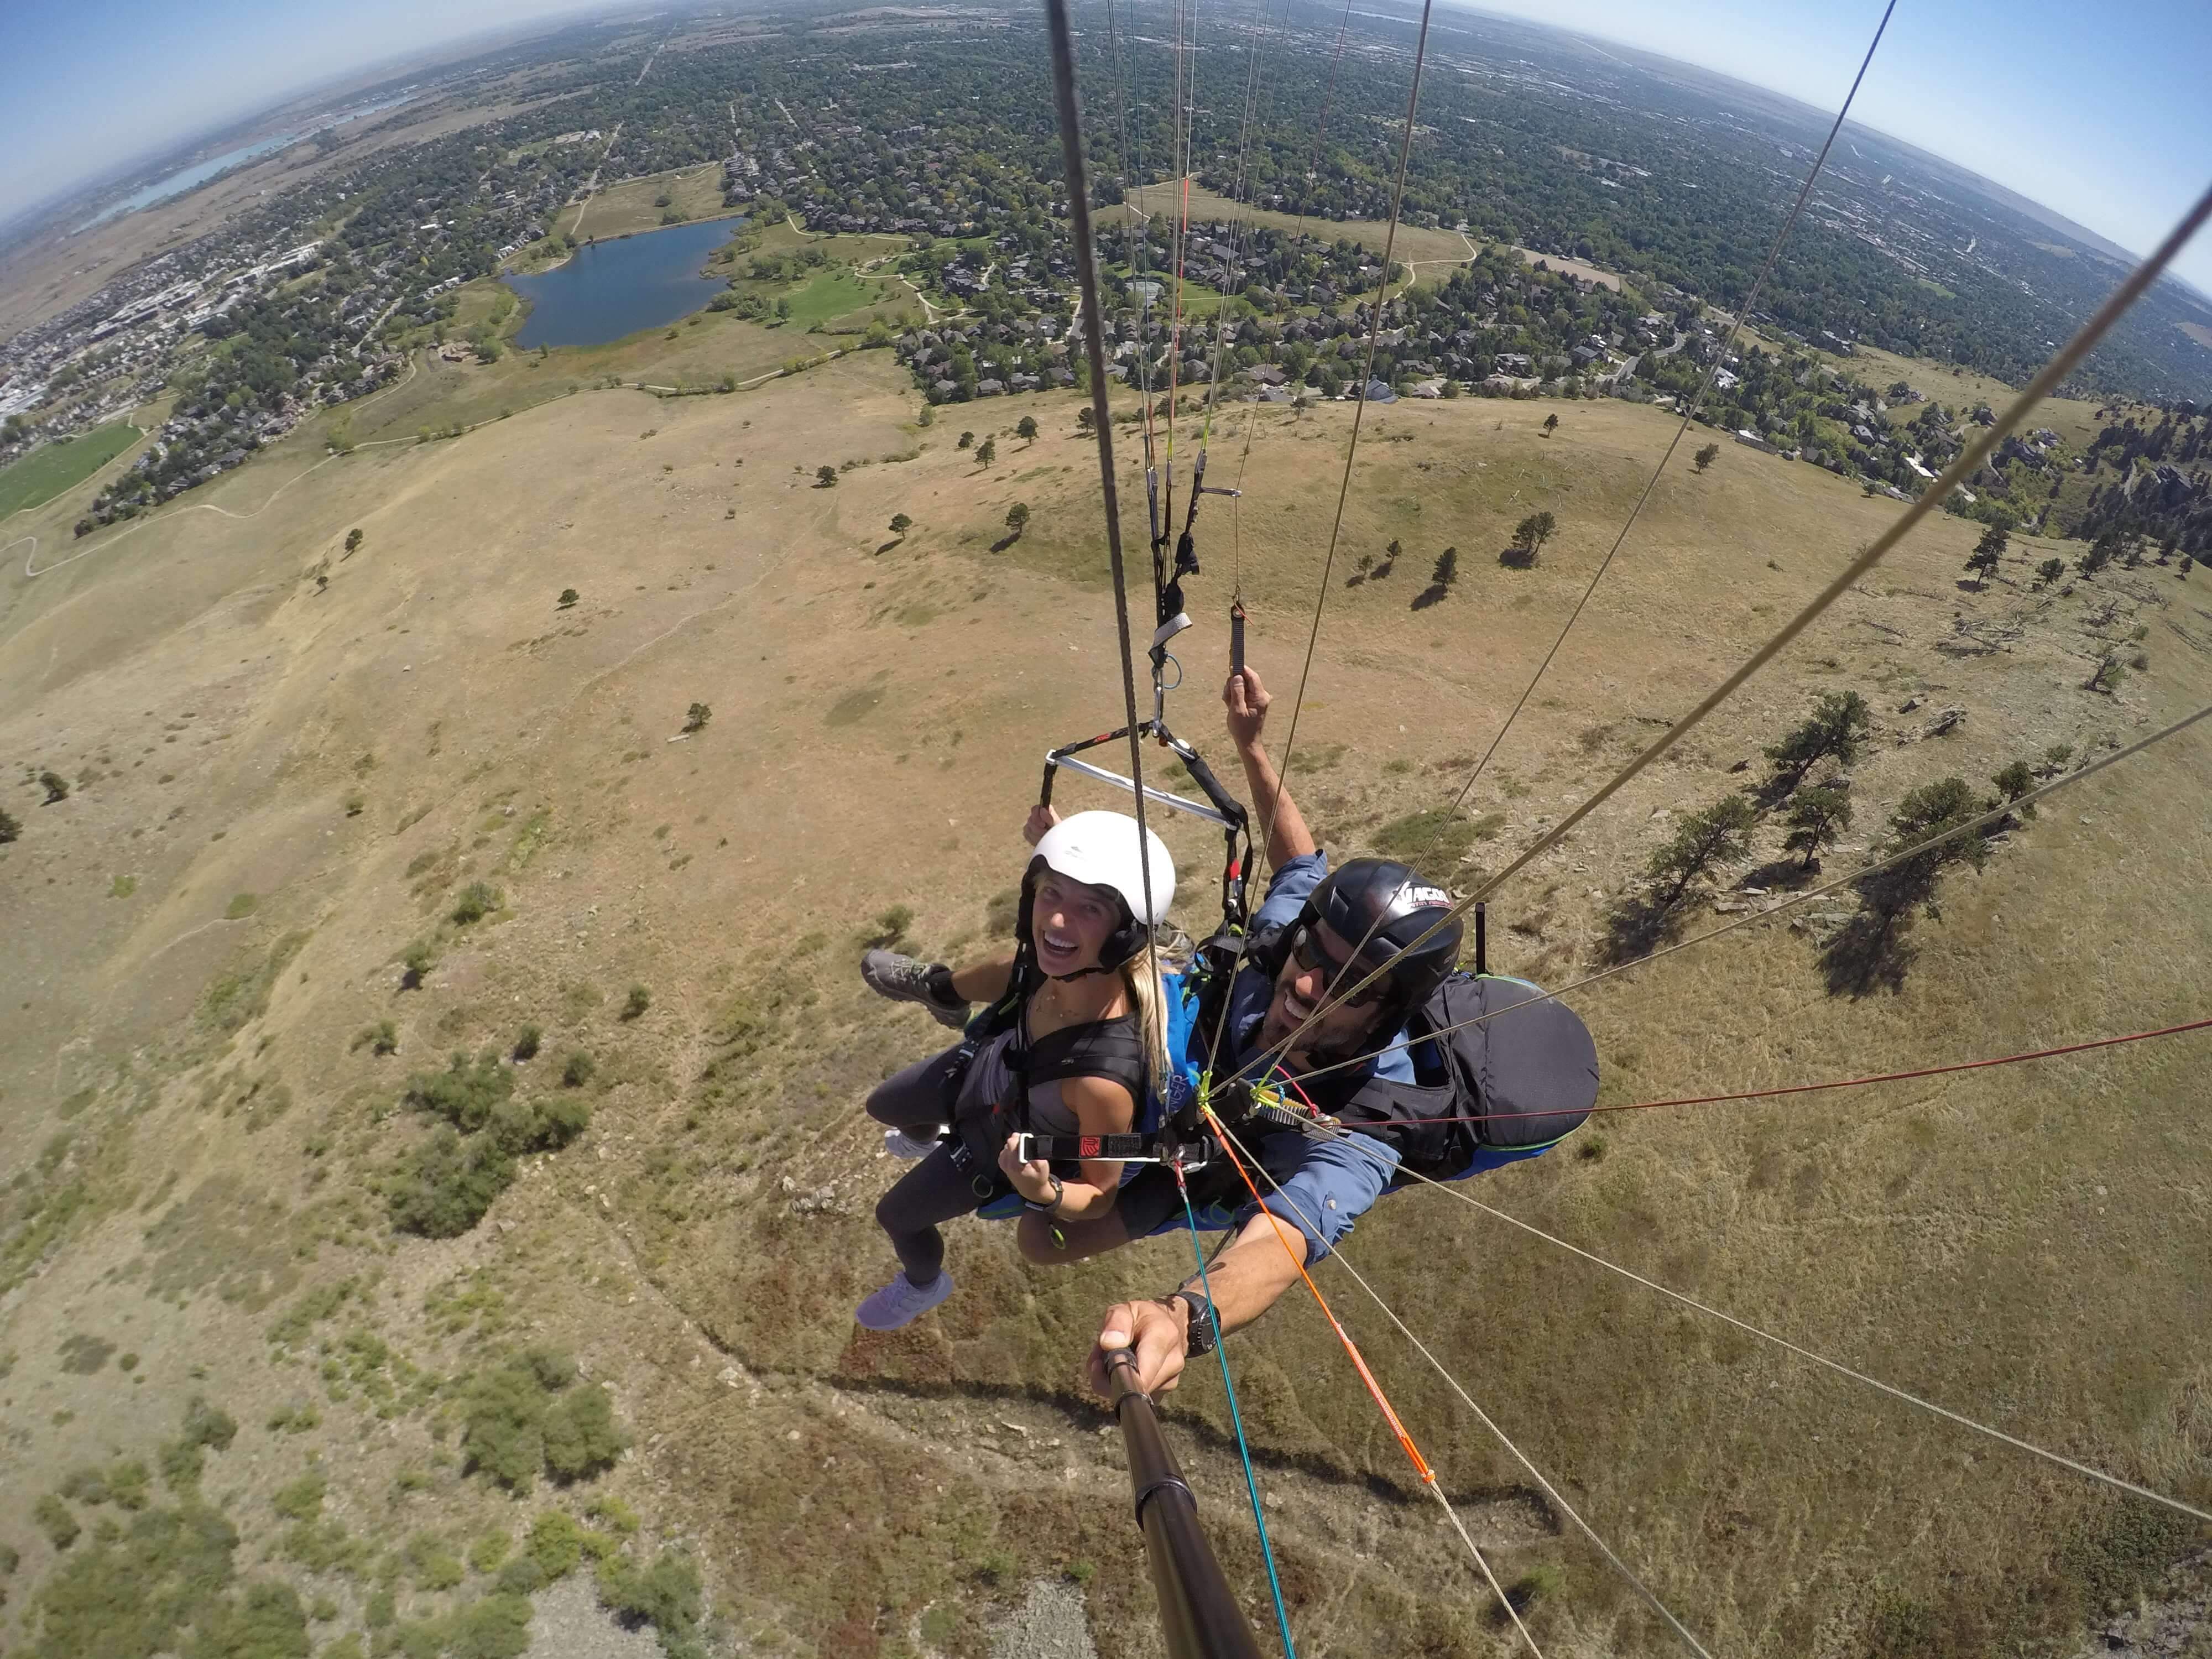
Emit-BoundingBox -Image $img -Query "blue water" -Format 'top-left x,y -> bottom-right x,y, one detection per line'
79,136 -> 298,229
75,95 -> 419,232
505,218 -> 746,349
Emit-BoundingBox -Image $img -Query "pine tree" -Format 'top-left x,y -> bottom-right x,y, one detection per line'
1761,691 -> 1871,800
1783,781 -> 1852,869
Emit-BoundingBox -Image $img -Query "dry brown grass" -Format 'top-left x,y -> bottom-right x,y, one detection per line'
4,353 -> 2210,1657
1117,178 -> 1478,268
566,163 -> 738,242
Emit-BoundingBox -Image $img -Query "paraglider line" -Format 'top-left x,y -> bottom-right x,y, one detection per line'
1300,1120 -> 2212,1530
1447,0 -> 1898,817
1208,1116 -> 1550,1657
1228,170 -> 2212,1084
1263,693 -> 2212,1091
1369,1013 -> 2212,1130
1258,0 -> 1437,881
1177,1167 -> 1299,1658
1223,1126 -> 1717,1659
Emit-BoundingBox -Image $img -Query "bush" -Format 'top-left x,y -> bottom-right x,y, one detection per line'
557,588 -> 579,609
450,881 -> 500,925
183,1395 -> 238,1453
513,1024 -> 541,1062
400,940 -> 436,988
354,1020 -> 399,1057
597,1548 -> 705,1657
560,1051 -> 596,1088
683,701 -> 711,733
462,1350 -> 627,1494
272,1471 -> 326,1522
621,984 -> 651,1021
388,1129 -> 515,1237
526,1511 -> 586,1581
40,769 -> 70,803
0,806 -> 19,843
405,1051 -> 515,1132
35,1493 -> 79,1549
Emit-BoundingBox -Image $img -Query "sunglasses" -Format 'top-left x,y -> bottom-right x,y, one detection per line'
1286,924 -> 1385,1006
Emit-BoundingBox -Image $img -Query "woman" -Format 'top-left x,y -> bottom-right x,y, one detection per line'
855,810 -> 1175,1331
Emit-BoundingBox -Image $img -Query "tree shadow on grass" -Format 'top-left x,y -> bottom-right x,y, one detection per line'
1598,893 -> 1687,966
1498,546 -> 1538,570
1818,906 -> 1916,998
989,533 -> 1021,554
1740,858 -> 1820,893
1410,583 -> 1448,610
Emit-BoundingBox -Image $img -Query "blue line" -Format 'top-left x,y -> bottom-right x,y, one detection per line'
1179,1175 -> 1297,1659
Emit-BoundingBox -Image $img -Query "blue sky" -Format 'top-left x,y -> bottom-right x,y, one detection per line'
1,0 -> 2207,294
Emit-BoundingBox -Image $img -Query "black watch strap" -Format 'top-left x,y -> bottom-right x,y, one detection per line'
1167,1290 -> 1218,1358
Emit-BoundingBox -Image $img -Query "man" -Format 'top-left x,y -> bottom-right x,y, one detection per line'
864,664 -> 1464,1399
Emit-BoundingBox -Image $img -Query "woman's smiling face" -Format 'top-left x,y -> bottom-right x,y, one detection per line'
1032,871 -> 1122,976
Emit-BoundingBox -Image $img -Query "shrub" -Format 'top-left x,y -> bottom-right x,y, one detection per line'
815,465 -> 838,487
405,1051 -> 514,1132
621,984 -> 651,1021
35,1493 -> 79,1549
462,1350 -> 626,1494
345,529 -> 363,554
272,1471 -> 326,1522
513,1024 -> 541,1061
400,940 -> 436,988
889,513 -> 912,537
557,588 -> 580,609
597,1548 -> 704,1656
526,1511 -> 586,1580
354,1020 -> 400,1057
388,1129 -> 514,1237
450,881 -> 500,925
40,770 -> 70,803
560,1051 -> 596,1088
183,1395 -> 239,1453
682,702 -> 711,733
0,806 -> 19,843
542,1386 -> 626,1484
469,1530 -> 512,1574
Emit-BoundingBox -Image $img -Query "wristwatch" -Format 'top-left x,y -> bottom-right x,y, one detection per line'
1024,1175 -> 1065,1216
1164,1288 -> 1218,1358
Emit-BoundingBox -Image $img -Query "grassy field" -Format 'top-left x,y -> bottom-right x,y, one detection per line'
1117,178 -> 1479,269
3,350 -> 2210,1659
566,161 -> 737,241
0,421 -> 142,517
1843,343 -> 2112,448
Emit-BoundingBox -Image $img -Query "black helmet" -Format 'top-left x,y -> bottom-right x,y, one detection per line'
1293,858 -> 1463,1013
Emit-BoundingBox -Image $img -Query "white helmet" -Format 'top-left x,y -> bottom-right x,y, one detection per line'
1022,810 -> 1176,971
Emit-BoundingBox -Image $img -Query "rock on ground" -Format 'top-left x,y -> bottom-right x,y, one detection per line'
988,1578 -> 1100,1659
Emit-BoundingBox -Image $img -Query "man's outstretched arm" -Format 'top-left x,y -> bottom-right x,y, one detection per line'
1225,667 -> 1317,870
1085,1209 -> 1307,1397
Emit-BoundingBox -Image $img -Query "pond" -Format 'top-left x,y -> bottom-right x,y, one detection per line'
505,218 -> 747,349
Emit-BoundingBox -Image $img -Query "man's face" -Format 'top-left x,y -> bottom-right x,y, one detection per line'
1258,919 -> 1390,1069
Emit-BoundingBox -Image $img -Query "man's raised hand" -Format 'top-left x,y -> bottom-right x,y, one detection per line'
1223,666 -> 1271,752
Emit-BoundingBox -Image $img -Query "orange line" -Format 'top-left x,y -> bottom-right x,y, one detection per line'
1204,1109 -> 1433,1484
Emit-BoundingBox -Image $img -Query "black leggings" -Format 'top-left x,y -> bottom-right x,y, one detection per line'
865,1047 -> 1006,1286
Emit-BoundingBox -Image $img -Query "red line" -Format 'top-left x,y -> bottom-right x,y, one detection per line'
1389,1015 -> 2212,1129
1206,1111 -> 1436,1482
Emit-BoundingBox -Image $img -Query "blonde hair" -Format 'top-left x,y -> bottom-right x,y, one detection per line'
1120,947 -> 1175,1088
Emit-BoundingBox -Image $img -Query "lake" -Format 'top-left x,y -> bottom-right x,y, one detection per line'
505,219 -> 747,349
75,95 -> 419,232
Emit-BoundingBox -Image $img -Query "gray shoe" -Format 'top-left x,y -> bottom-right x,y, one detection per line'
860,950 -> 969,1029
